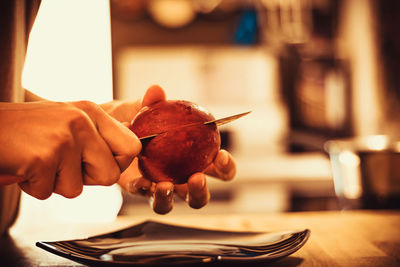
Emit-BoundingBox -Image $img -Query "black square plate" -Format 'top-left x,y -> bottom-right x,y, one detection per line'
36,220 -> 310,266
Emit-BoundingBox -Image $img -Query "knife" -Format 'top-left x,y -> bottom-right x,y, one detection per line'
139,111 -> 251,141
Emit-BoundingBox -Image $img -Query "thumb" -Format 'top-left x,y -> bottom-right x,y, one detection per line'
72,101 -> 141,172
141,85 -> 166,108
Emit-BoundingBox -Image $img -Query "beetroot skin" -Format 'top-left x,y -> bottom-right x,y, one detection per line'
129,100 -> 221,184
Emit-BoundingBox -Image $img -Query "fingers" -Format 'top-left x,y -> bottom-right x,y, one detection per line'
119,159 -> 175,215
174,150 -> 235,210
53,150 -> 84,198
121,149 -> 231,213
150,181 -> 174,214
204,149 -> 236,181
18,164 -> 57,200
72,101 -> 141,173
19,178 -> 54,200
118,158 -> 152,195
187,173 -> 210,209
128,177 -> 153,195
175,173 -> 210,209
75,120 -> 121,186
119,159 -> 174,215
94,106 -> 141,172
141,85 -> 166,107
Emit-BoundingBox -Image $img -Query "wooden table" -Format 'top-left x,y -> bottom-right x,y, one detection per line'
1,210 -> 399,266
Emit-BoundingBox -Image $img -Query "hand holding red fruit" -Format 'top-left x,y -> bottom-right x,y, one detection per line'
111,85 -> 236,214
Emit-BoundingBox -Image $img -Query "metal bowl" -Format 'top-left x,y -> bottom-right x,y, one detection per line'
324,135 -> 400,209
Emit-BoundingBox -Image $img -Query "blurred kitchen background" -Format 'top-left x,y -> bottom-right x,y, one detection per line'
14,0 -> 400,227
110,0 -> 400,215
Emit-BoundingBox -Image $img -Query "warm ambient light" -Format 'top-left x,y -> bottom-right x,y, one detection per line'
338,150 -> 362,199
365,135 -> 388,151
22,0 -> 113,103
13,0 -> 121,228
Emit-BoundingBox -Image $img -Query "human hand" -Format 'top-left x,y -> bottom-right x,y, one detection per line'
0,101 -> 141,199
106,85 -> 236,214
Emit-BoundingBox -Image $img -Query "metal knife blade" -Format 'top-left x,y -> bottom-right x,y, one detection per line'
139,111 -> 251,141
204,111 -> 251,127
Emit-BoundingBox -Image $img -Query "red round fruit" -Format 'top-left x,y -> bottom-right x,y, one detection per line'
129,100 -> 221,184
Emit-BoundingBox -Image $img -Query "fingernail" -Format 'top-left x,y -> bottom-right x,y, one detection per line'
200,177 -> 206,189
165,189 -> 173,200
149,195 -> 155,208
185,193 -> 190,203
166,189 -> 172,196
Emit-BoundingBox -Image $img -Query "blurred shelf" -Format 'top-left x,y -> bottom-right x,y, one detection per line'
209,152 -> 332,187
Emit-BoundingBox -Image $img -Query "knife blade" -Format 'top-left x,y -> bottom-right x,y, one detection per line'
139,111 -> 251,141
204,111 -> 251,126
